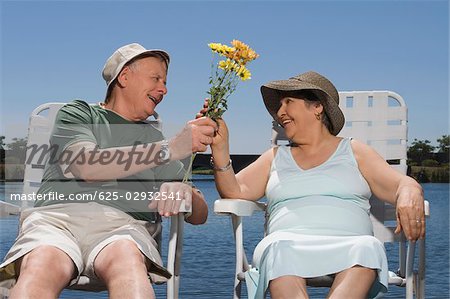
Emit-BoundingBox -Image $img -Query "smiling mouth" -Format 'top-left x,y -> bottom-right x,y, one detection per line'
281,119 -> 293,127
147,95 -> 160,105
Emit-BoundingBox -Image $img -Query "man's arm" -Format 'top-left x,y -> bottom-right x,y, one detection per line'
65,117 -> 217,181
66,140 -> 171,181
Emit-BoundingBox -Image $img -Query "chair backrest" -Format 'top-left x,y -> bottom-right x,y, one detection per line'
271,91 -> 407,243
23,103 -> 65,208
22,102 -> 162,208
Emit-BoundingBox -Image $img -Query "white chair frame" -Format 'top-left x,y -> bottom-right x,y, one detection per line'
214,91 -> 430,299
4,102 -> 188,299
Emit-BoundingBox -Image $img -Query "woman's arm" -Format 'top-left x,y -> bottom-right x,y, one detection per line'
210,119 -> 274,201
186,187 -> 208,225
351,139 -> 425,240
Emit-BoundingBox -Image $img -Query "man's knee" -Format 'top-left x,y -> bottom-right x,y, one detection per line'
95,239 -> 146,280
17,245 -> 75,283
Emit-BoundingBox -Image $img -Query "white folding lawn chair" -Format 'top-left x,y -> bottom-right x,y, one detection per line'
1,102 -> 188,299
214,91 -> 430,299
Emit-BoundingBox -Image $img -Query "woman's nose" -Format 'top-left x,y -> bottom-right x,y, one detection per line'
277,103 -> 286,119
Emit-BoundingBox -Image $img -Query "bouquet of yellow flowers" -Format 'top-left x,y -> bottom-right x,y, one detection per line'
205,40 -> 259,120
183,40 -> 258,182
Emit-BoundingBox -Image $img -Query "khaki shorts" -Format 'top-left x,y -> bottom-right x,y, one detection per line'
0,202 -> 170,288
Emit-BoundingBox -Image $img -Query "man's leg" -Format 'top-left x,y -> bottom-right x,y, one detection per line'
94,239 -> 155,299
327,266 -> 376,299
9,245 -> 76,299
269,275 -> 309,299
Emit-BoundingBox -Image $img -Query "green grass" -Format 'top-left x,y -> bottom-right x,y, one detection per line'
410,165 -> 449,183
192,169 -> 214,175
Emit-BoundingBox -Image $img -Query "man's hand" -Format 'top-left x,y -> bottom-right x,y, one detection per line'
169,117 -> 217,161
196,99 -> 229,153
148,182 -> 192,217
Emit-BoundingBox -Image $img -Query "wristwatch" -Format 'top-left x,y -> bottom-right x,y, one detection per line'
157,140 -> 171,164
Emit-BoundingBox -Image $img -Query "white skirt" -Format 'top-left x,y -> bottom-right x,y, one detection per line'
247,197 -> 389,299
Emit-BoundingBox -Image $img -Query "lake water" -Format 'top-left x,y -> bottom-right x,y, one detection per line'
1,181 -> 448,298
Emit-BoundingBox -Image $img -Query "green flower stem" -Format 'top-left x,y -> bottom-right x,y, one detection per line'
182,49 -> 252,183
182,152 -> 196,184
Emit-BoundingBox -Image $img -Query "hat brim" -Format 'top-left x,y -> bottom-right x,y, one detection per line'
261,79 -> 345,135
106,49 -> 170,89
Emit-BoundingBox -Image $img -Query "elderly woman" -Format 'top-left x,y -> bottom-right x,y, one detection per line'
208,71 -> 425,298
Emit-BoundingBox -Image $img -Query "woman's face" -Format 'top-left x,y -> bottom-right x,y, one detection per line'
276,97 -> 320,139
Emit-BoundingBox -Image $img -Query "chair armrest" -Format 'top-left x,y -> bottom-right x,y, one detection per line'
424,200 -> 430,217
147,200 -> 191,214
178,200 -> 191,214
167,202 -> 191,299
214,199 -> 266,217
0,201 -> 21,217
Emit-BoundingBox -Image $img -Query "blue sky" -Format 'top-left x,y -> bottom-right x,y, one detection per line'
1,0 -> 448,154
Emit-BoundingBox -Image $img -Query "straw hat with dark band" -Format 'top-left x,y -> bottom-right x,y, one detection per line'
261,71 -> 345,136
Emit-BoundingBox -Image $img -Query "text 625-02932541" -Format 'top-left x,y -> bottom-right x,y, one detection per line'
97,191 -> 182,201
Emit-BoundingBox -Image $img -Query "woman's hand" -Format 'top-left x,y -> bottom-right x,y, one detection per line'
394,184 -> 425,241
196,99 -> 229,153
210,118 -> 229,152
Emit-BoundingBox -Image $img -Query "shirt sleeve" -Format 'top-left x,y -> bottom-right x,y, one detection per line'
49,100 -> 97,176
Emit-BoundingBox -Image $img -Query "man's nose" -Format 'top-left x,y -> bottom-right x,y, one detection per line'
159,83 -> 168,95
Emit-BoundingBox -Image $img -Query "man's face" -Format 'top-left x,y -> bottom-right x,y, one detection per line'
123,56 -> 168,120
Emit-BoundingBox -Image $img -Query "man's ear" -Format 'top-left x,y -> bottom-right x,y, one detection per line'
116,66 -> 130,87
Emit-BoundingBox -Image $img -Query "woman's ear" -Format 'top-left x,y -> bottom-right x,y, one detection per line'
314,102 -> 324,114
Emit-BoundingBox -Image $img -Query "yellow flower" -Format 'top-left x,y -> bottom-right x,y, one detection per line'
240,70 -> 251,81
208,43 -> 222,52
210,40 -> 259,66
236,65 -> 251,81
184,39 -> 258,184
218,59 -> 239,72
218,59 -> 231,70
209,42 -> 238,60
231,39 -> 247,50
211,41 -> 258,80
221,45 -> 235,55
246,49 -> 259,61
231,39 -> 259,65
218,60 -> 228,69
238,50 -> 249,61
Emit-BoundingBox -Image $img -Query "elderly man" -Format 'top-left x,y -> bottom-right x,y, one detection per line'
0,43 -> 216,299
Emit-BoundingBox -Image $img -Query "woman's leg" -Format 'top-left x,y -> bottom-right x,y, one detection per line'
327,266 -> 376,299
269,275 -> 309,299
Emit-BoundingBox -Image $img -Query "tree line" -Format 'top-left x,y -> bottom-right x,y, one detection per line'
407,135 -> 449,183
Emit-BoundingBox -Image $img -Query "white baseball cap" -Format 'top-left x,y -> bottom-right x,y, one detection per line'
102,43 -> 170,88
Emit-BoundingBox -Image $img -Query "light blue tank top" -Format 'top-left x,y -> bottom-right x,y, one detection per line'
265,138 -> 374,236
